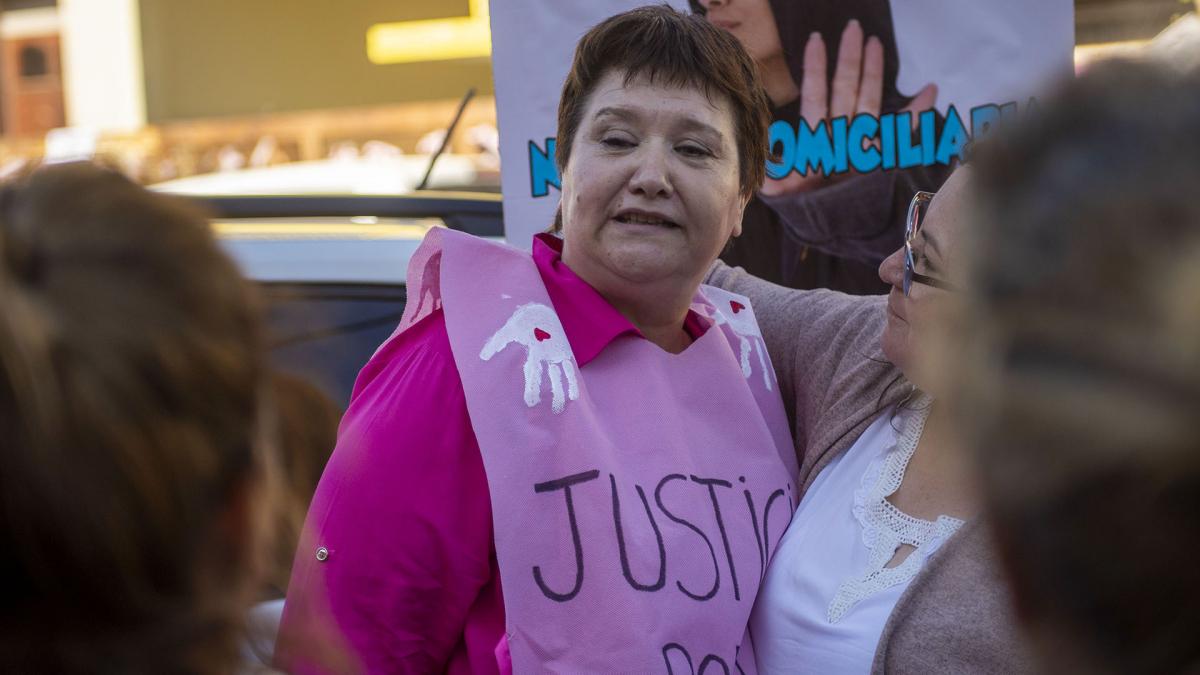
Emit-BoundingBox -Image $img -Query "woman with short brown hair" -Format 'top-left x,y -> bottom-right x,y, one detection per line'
278,6 -> 797,673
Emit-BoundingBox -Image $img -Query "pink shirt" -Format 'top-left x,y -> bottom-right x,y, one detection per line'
278,234 -> 707,674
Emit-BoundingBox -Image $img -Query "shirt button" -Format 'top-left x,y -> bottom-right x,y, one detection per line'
316,546 -> 330,562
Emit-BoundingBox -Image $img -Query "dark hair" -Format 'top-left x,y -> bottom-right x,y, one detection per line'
958,60 -> 1200,674
556,4 -> 771,199
0,163 -> 271,673
264,370 -> 340,598
690,0 -> 911,113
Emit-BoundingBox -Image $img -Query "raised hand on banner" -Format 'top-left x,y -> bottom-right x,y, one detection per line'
761,19 -> 938,197
710,298 -> 773,392
480,303 -> 580,414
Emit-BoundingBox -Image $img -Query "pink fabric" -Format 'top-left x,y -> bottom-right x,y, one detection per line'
275,310 -> 503,674
533,235 -> 710,363
435,229 -> 798,672
276,234 -> 709,673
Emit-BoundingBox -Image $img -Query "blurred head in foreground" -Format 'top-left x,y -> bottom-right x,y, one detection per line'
958,60 -> 1200,673
0,163 -> 273,673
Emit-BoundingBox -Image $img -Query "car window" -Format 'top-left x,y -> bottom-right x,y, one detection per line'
262,282 -> 407,408
206,198 -> 500,410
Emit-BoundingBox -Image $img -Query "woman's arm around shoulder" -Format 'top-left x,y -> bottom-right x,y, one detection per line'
705,260 -> 888,453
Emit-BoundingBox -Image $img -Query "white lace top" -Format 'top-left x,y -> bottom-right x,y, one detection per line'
749,398 -> 964,673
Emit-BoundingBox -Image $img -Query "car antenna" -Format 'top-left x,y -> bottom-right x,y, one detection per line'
416,87 -> 476,191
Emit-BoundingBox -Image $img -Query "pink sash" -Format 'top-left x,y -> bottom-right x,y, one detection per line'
402,229 -> 797,673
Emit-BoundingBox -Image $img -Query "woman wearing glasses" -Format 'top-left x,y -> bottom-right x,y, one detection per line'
707,167 -> 1032,673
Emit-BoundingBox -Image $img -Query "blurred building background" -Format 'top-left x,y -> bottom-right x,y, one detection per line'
0,0 -> 1192,189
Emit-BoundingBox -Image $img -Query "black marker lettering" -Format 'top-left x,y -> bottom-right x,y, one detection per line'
662,642 -> 695,675
743,488 -> 766,585
610,474 -> 667,592
698,654 -> 731,675
761,487 -> 789,558
531,469 -> 600,602
655,474 -> 720,601
691,475 -> 740,601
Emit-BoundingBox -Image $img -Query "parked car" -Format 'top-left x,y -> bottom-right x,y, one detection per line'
154,153 -> 497,196
190,192 -> 503,408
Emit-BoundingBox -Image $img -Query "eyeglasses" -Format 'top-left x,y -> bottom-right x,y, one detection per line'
903,190 -> 958,297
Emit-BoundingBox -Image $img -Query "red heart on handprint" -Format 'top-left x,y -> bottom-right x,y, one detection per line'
534,327 -> 551,342
730,301 -> 745,314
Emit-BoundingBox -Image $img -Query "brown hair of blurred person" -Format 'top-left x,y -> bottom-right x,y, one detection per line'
957,60 -> 1200,674
264,371 -> 340,598
555,4 -> 771,200
0,162 -> 275,673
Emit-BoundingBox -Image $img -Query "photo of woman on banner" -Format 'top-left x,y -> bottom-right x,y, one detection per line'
692,0 -> 953,293
275,6 -> 797,673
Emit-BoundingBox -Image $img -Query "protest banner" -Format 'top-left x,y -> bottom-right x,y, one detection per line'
490,1 -> 1074,251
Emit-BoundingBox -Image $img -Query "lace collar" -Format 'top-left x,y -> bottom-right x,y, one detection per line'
827,395 -> 965,623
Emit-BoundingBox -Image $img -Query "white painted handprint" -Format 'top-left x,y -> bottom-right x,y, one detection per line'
480,303 -> 580,414
710,297 -> 773,392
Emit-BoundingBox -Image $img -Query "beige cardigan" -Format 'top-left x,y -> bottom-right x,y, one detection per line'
707,262 -> 1034,674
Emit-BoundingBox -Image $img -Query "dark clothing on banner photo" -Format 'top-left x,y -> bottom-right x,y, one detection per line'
720,196 -> 888,295
720,116 -> 952,294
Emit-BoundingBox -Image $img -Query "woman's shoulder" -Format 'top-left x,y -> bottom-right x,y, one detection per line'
317,304 -> 482,501
705,260 -> 886,358
349,307 -> 459,403
876,521 -> 1035,674
333,307 -> 477,466
706,259 -> 885,312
